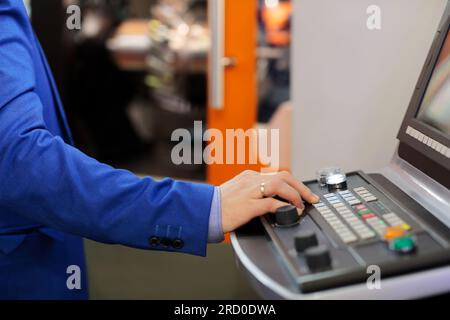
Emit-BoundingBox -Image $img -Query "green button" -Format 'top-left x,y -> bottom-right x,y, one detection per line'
390,236 -> 416,254
358,209 -> 372,216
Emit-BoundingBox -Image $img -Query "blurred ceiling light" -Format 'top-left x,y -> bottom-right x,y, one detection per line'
265,0 -> 280,9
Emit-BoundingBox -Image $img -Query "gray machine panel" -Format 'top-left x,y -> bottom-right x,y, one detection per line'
260,172 -> 450,293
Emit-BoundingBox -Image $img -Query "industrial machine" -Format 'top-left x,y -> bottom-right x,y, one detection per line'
232,2 -> 450,299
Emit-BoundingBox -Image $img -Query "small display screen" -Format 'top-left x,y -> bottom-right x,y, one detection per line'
417,29 -> 450,137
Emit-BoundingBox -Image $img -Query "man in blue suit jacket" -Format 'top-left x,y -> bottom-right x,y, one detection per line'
0,0 -> 319,299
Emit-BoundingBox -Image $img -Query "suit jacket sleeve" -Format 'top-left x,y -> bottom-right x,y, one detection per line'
0,1 -> 214,256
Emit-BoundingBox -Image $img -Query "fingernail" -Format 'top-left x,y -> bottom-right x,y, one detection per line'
313,194 -> 320,203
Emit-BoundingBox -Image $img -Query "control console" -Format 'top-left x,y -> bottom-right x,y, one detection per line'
261,170 -> 450,293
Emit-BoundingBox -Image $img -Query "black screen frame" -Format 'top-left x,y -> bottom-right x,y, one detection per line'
397,2 -> 450,187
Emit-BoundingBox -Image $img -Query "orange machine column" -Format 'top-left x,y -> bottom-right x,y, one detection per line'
207,0 -> 259,186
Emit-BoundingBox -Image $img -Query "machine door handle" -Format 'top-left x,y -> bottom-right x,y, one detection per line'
209,0 -> 236,110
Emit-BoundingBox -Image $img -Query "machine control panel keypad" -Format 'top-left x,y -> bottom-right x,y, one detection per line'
314,187 -> 403,244
261,172 -> 450,293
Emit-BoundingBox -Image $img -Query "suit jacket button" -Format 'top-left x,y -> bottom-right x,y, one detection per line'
149,236 -> 160,247
160,238 -> 171,248
172,239 -> 184,249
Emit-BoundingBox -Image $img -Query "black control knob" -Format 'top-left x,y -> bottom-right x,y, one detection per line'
294,230 -> 318,253
305,245 -> 332,272
275,205 -> 300,227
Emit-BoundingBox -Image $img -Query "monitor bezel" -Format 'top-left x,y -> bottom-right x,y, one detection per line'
397,3 -> 450,179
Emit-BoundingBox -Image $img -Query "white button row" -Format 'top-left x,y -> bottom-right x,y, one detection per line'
406,126 -> 450,158
315,204 -> 357,243
314,202 -> 326,208
383,213 -> 406,227
333,203 -> 346,209
338,190 -> 362,205
366,217 -> 387,235
353,225 -> 377,240
315,204 -> 333,215
353,187 -> 377,202
334,205 -> 375,240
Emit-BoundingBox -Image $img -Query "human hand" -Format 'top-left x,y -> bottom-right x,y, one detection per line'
219,170 -> 320,233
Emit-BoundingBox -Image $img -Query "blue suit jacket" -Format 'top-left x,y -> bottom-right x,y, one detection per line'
0,0 -> 214,299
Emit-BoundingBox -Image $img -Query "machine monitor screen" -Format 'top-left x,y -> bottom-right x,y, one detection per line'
398,10 -> 450,187
416,29 -> 450,137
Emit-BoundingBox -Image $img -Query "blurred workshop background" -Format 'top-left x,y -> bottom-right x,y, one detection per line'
27,0 -> 293,299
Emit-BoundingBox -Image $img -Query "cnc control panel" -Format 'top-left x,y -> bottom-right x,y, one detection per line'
262,171 -> 450,293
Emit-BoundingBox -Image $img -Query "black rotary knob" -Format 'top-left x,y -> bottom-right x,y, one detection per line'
305,245 -> 332,272
275,205 -> 300,227
294,230 -> 318,253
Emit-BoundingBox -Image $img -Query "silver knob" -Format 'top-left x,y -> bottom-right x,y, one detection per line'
317,167 -> 347,192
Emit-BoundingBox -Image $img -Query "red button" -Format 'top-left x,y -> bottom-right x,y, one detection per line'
362,213 -> 376,220
355,205 -> 366,210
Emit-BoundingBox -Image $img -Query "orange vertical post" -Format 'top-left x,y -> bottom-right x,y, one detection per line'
207,0 -> 259,186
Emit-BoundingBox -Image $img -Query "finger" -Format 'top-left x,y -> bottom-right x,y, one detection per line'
259,198 -> 305,215
278,172 -> 320,204
262,179 -> 304,209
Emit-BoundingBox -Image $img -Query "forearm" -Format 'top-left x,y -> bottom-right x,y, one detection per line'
0,92 -> 214,256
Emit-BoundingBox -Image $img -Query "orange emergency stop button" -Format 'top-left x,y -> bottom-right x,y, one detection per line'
384,226 -> 406,241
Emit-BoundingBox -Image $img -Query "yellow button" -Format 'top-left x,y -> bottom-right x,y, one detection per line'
384,226 -> 406,241
401,224 -> 412,231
